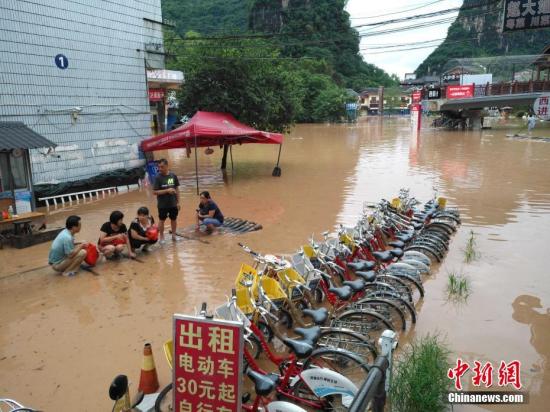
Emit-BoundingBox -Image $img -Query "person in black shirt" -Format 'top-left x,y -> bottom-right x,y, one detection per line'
128,207 -> 158,252
98,210 -> 135,259
153,158 -> 180,243
196,191 -> 224,233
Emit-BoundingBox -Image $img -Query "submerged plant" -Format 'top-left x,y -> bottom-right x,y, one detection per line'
463,230 -> 479,263
446,271 -> 471,301
389,334 -> 451,412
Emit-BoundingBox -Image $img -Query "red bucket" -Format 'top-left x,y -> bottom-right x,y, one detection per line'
84,243 -> 99,266
146,225 -> 159,242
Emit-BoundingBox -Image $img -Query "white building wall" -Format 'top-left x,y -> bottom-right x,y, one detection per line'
0,0 -> 163,184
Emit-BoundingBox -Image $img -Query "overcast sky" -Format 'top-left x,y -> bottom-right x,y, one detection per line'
346,0 -> 464,78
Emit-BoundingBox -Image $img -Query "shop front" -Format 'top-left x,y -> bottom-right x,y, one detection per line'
0,122 -> 56,215
147,69 -> 184,134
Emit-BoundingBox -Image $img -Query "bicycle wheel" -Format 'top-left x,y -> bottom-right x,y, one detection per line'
331,309 -> 395,343
405,245 -> 441,262
353,297 -> 407,331
383,272 -> 425,299
317,327 -> 377,363
400,259 -> 430,275
360,291 -> 417,324
402,250 -> 431,266
303,347 -> 371,388
365,277 -> 413,304
154,383 -> 172,412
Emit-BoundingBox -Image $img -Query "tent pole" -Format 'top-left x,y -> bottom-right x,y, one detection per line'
7,152 -> 17,214
221,144 -> 229,169
230,144 -> 234,171
194,134 -> 199,195
272,143 -> 282,177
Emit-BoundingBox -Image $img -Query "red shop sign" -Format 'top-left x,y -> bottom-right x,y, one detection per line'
149,88 -> 165,102
447,85 -> 474,99
173,315 -> 244,412
412,91 -> 421,103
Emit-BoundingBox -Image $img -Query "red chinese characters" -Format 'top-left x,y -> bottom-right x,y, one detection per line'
446,85 -> 474,99
174,316 -> 243,412
448,358 -> 470,390
498,360 -> 522,390
149,88 -> 165,102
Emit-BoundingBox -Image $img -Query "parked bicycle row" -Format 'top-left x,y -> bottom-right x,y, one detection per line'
149,190 -> 460,411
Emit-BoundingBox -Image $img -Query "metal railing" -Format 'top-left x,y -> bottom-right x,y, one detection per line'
437,80 -> 550,100
38,183 -> 140,211
349,330 -> 398,412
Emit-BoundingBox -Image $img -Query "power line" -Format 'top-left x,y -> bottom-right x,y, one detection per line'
349,0 -> 447,20
165,0 -> 500,42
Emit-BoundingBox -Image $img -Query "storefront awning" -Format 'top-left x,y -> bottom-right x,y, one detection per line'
146,69 -> 184,89
0,122 -> 57,150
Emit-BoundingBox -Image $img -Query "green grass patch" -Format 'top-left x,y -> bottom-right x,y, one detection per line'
390,334 -> 451,412
463,230 -> 479,263
446,271 -> 471,302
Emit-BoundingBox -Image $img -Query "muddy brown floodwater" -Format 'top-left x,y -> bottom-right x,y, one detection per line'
1,118 -> 550,411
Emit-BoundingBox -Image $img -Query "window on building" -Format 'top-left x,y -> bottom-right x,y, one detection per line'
0,151 -> 28,191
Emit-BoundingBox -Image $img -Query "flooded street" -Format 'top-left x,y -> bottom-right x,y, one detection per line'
1,118 -> 550,411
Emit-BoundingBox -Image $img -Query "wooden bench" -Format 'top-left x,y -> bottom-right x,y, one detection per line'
0,212 -> 45,233
0,212 -> 48,249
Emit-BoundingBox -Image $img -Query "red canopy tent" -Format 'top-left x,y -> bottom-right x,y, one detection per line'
140,111 -> 283,193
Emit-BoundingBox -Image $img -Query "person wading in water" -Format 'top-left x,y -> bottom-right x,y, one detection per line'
153,159 -> 180,243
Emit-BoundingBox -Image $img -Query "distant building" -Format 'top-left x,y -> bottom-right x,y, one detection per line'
400,75 -> 440,88
360,88 -> 383,114
0,0 -> 182,195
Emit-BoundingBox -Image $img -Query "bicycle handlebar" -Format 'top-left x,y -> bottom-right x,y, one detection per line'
238,242 -> 259,257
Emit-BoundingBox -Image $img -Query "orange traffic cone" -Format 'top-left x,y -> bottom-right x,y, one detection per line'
138,343 -> 159,394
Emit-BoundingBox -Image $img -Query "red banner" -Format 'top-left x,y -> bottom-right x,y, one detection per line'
446,85 -> 474,99
412,91 -> 421,103
149,88 -> 165,102
173,315 -> 243,412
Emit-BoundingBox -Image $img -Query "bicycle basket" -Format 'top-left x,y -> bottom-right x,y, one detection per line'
236,288 -> 255,315
302,245 -> 317,258
235,263 -> 258,290
255,276 -> 287,301
339,232 -> 355,249
391,197 -> 402,209
277,267 -> 305,287
163,340 -> 174,370
215,301 -> 251,328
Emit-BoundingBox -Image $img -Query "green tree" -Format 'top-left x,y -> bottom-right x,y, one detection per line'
167,33 -> 303,132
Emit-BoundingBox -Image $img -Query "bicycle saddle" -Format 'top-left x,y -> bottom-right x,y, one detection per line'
413,222 -> 424,231
390,248 -> 404,258
355,270 -> 376,282
396,232 -> 414,243
246,369 -> 280,396
302,307 -> 329,325
328,285 -> 353,301
282,338 -> 314,359
346,260 -> 375,272
342,279 -> 366,292
294,326 -> 321,345
388,240 -> 405,248
372,250 -> 394,262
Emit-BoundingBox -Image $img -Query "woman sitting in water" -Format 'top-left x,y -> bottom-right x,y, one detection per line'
128,207 -> 158,253
196,191 -> 224,233
99,210 -> 135,259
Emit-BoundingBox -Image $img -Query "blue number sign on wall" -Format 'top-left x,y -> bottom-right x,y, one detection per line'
54,54 -> 69,69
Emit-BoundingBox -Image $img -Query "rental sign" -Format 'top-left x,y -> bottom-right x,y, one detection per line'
173,314 -> 244,412
446,85 -> 474,99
